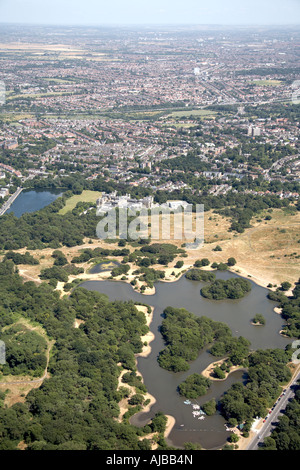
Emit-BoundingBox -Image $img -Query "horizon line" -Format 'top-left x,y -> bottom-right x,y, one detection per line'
0,22 -> 300,28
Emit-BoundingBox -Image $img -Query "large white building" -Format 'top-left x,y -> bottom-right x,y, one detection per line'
96,192 -> 154,214
96,192 -> 190,214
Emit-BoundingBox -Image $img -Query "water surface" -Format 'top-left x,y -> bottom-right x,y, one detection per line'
7,189 -> 63,217
79,271 -> 290,449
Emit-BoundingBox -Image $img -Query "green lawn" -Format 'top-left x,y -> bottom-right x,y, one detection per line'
169,109 -> 217,119
59,190 -> 102,215
252,80 -> 282,87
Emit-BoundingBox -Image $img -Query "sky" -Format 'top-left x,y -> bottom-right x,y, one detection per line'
0,0 -> 299,26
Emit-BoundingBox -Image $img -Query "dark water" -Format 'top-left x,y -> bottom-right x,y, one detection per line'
79,271 -> 290,449
89,260 -> 120,274
7,189 -> 63,217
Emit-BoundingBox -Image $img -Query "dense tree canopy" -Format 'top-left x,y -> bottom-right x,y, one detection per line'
0,260 -> 156,450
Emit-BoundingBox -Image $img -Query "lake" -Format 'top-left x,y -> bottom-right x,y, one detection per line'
79,271 -> 290,449
7,189 -> 63,217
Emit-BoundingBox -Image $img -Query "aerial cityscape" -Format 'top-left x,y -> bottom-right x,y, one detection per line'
0,0 -> 299,458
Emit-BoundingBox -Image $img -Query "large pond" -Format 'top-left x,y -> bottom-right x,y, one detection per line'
79,271 -> 290,449
7,189 -> 63,217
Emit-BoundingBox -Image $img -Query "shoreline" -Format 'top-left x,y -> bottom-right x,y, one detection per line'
165,415 -> 176,439
67,258 -> 296,300
135,305 -> 155,358
201,357 -> 245,382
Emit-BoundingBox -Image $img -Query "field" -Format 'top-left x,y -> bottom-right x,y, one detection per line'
0,112 -> 34,122
58,190 -> 102,215
6,91 -> 73,101
252,80 -> 282,87
191,208 -> 300,289
168,109 -> 217,119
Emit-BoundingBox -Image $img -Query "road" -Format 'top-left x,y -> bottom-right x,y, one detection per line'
247,368 -> 300,450
0,187 -> 23,216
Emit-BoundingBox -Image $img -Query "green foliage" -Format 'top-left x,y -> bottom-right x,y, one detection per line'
210,336 -> 251,365
139,243 -> 185,267
220,349 -> 292,424
178,374 -> 211,399
194,258 -> 210,267
216,263 -> 228,271
0,198 -> 99,250
158,306 -> 246,372
213,245 -> 222,252
269,278 -> 300,338
0,261 -> 149,450
229,433 -> 240,443
280,281 -> 292,292
4,251 -> 39,265
52,250 -> 68,266
213,366 -> 226,379
183,442 -> 202,450
111,264 -> 130,277
227,258 -> 237,266
40,266 -> 69,283
201,278 -> 251,300
252,314 -> 266,325
202,399 -> 217,416
150,412 -> 168,433
185,269 -> 216,282
0,324 -> 47,377
175,260 -> 184,269
136,267 -> 165,287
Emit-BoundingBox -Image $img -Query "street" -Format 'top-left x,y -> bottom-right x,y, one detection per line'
247,369 -> 300,450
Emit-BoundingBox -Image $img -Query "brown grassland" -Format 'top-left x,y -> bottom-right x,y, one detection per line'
3,207 -> 298,292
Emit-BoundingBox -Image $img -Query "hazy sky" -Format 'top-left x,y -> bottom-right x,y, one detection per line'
0,0 -> 299,25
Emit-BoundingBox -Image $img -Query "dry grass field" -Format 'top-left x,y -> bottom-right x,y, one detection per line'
9,207 -> 300,291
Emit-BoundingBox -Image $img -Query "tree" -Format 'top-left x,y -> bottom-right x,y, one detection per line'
281,281 -> 292,292
202,399 -> 217,416
252,314 -> 266,325
227,257 -> 237,266
178,374 -> 211,399
151,412 -> 167,433
213,245 -> 222,252
262,437 -> 277,450
229,433 -> 240,443
175,260 -> 184,269
214,366 -> 226,379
